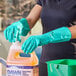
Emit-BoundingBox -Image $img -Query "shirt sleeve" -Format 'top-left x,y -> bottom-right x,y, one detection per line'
37,0 -> 42,6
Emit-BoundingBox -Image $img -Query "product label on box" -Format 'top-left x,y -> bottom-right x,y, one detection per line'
6,65 -> 34,76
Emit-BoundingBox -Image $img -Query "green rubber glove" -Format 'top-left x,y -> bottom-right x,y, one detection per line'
21,27 -> 72,54
4,18 -> 30,42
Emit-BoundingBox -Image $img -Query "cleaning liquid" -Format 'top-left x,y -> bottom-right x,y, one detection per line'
6,42 -> 39,76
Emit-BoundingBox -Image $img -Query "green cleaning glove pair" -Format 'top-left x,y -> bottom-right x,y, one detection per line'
4,18 -> 30,42
4,18 -> 72,54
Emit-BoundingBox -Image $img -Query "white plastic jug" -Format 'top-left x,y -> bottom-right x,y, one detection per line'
6,42 -> 39,76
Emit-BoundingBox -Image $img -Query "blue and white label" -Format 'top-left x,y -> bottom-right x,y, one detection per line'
6,65 -> 34,76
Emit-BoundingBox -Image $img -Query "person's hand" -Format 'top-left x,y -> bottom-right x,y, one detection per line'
21,36 -> 40,54
21,27 -> 72,54
4,18 -> 30,42
21,34 -> 52,54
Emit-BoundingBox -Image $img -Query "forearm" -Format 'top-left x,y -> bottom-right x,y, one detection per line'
26,4 -> 42,29
41,26 -> 76,44
68,26 -> 76,39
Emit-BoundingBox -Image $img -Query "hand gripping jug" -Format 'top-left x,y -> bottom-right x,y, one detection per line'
6,42 -> 39,76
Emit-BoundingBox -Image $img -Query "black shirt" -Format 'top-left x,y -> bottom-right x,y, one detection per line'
37,0 -> 76,63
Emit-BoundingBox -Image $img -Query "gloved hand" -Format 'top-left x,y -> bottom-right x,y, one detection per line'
4,18 -> 30,42
21,27 -> 72,54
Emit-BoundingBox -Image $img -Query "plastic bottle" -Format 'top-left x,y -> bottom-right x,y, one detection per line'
6,41 -> 39,76
0,57 -> 6,76
0,63 -> 2,76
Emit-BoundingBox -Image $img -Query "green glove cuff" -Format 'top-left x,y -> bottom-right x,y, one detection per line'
49,27 -> 72,43
19,18 -> 31,36
39,27 -> 72,46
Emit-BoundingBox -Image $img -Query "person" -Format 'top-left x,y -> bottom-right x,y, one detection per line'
4,0 -> 76,76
